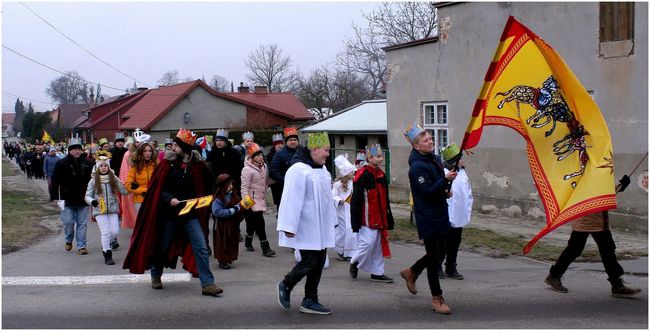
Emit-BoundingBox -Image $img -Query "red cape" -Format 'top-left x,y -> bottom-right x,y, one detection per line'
122,157 -> 213,276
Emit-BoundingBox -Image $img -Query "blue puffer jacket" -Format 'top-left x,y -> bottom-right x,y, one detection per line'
269,146 -> 298,184
408,149 -> 450,239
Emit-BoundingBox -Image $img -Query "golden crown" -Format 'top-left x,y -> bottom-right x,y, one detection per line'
176,128 -> 197,146
307,132 -> 330,149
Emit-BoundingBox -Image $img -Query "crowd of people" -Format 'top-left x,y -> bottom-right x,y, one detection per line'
4,121 -> 641,316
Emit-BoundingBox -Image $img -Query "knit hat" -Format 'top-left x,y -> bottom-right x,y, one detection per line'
283,127 -> 299,142
246,143 -> 263,158
334,154 -> 355,178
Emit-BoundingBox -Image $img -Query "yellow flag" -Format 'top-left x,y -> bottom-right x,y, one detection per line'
42,130 -> 55,144
195,195 -> 214,209
461,16 -> 616,254
178,199 -> 198,216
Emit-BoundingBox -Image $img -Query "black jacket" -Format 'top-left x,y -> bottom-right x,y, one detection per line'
408,149 -> 450,239
206,144 -> 244,192
109,146 -> 128,177
51,154 -> 95,206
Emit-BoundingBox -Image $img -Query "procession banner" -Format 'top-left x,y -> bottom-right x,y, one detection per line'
178,199 -> 198,216
42,129 -> 55,144
195,195 -> 214,209
461,16 -> 616,253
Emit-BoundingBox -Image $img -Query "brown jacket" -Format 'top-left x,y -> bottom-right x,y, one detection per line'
571,211 -> 609,232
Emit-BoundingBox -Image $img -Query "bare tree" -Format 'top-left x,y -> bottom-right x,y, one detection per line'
343,2 -> 437,98
245,43 -> 299,92
45,71 -> 88,105
158,70 -> 180,86
209,74 -> 230,92
298,66 -> 332,119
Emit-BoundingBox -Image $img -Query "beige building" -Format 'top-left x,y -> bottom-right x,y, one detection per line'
384,2 -> 647,226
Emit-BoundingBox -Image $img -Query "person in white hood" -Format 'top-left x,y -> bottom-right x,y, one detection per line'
332,154 -> 356,261
276,132 -> 335,315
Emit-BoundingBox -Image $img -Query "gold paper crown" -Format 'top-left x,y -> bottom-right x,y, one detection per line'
307,132 -> 330,149
176,128 -> 197,146
94,150 -> 112,162
98,137 -> 109,146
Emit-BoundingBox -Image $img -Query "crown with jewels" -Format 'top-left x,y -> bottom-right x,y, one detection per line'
133,128 -> 143,139
215,129 -> 229,140
94,150 -> 112,162
68,136 -> 82,147
176,128 -> 198,146
284,127 -> 298,137
242,131 -> 254,140
307,132 -> 330,149
272,133 -> 284,142
365,144 -> 383,157
403,121 -> 426,144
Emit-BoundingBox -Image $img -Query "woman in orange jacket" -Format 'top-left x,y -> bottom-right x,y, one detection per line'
126,143 -> 158,215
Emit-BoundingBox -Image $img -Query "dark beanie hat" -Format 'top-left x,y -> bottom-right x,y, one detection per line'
173,137 -> 194,155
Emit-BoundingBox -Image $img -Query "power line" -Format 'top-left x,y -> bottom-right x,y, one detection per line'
3,44 -> 127,92
20,2 -> 151,88
2,91 -> 54,106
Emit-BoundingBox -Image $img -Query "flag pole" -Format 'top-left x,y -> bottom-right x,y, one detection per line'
615,152 -> 648,193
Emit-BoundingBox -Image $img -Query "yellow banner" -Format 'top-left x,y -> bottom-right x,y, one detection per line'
178,199 -> 198,216
195,195 -> 214,209
462,16 -> 616,253
42,130 -> 55,144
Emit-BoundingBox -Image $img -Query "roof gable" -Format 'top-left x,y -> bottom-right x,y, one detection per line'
220,92 -> 313,120
302,100 -> 386,133
57,104 -> 90,128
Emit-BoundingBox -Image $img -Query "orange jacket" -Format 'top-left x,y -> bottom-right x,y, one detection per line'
126,162 -> 155,203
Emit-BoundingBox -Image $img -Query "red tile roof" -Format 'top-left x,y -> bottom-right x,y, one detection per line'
120,81 -> 199,130
56,104 -> 90,128
221,91 -> 313,120
2,112 -> 16,125
72,115 -> 90,128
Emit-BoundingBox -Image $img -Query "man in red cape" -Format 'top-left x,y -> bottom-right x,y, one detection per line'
123,128 -> 221,296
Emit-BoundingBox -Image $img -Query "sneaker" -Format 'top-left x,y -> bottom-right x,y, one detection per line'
400,268 -> 418,294
277,281 -> 291,309
545,274 -> 568,293
202,284 -> 224,296
218,263 -> 231,270
431,295 -> 452,314
349,262 -> 359,279
445,270 -> 464,280
336,253 -> 347,261
78,248 -> 88,255
151,276 -> 163,289
110,240 -> 119,250
370,274 -> 394,283
64,242 -> 72,251
299,298 -> 332,315
610,278 -> 641,298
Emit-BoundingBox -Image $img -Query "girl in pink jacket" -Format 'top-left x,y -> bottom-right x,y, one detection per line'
241,143 -> 276,257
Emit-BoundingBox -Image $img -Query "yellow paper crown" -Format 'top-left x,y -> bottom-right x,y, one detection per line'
307,132 -> 330,149
176,128 -> 197,146
94,150 -> 112,162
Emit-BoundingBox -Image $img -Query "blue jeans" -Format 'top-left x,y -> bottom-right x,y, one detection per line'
150,218 -> 214,287
60,206 -> 90,249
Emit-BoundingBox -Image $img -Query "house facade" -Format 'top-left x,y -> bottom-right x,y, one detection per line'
384,2 -> 647,223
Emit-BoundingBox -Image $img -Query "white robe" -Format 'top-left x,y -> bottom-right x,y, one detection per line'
277,162 -> 336,250
350,226 -> 384,275
445,168 -> 473,228
332,180 -> 356,257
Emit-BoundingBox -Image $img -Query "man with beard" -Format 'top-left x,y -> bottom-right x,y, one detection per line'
123,128 -> 222,297
52,137 -> 95,254
269,127 -> 300,210
109,132 -> 127,176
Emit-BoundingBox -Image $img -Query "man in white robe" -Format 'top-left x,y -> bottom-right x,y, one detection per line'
276,132 -> 336,315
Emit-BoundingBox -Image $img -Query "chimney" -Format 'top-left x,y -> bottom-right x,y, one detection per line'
89,92 -> 95,108
237,82 -> 250,93
137,87 -> 148,92
254,86 -> 268,94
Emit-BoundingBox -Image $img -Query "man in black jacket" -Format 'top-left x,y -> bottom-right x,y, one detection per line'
52,137 -> 95,254
109,132 -> 127,176
269,127 -> 300,209
206,129 -> 244,194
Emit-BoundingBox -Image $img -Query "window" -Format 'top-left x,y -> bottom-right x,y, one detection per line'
422,102 -> 449,154
355,135 -> 368,151
600,3 -> 634,42
339,136 -> 344,145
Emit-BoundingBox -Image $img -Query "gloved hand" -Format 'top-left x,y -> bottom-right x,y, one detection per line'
91,200 -> 99,207
618,175 -> 631,192
130,182 -> 139,190
233,204 -> 241,212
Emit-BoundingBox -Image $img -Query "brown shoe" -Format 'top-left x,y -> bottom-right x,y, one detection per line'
64,242 -> 72,251
202,284 -> 223,296
151,276 -> 163,289
400,268 -> 418,294
431,295 -> 451,314
78,248 -> 88,255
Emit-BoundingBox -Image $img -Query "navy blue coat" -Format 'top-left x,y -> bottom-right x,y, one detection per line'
408,149 -> 450,239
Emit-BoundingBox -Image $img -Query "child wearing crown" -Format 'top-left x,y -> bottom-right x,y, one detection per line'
84,150 -> 130,265
348,144 -> 394,283
332,154 -> 356,261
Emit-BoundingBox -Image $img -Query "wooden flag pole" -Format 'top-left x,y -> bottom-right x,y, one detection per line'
615,152 -> 648,193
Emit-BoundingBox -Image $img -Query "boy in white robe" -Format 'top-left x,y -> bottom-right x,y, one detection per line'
276,132 -> 336,315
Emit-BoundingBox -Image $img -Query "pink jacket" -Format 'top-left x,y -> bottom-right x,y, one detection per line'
241,158 -> 268,212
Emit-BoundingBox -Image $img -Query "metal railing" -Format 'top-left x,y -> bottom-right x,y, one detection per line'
327,147 -> 391,184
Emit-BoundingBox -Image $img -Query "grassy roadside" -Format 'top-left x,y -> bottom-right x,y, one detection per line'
2,160 -> 58,254
390,218 -> 640,263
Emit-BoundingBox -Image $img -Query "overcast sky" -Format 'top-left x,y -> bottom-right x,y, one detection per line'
1,1 -> 380,113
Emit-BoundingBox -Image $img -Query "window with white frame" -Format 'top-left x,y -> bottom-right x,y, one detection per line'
422,102 -> 449,154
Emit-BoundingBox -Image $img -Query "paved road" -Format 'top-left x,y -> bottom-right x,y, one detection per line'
2,157 -> 647,328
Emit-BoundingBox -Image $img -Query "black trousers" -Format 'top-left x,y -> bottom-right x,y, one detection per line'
549,230 -> 624,280
410,235 -> 445,296
439,227 -> 463,268
283,249 -> 327,300
244,211 -> 267,241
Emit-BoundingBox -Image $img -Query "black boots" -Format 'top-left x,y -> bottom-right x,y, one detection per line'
261,240 -> 276,257
445,264 -> 464,280
545,274 -> 568,293
103,250 -> 115,265
609,278 -> 641,298
245,235 -> 254,251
